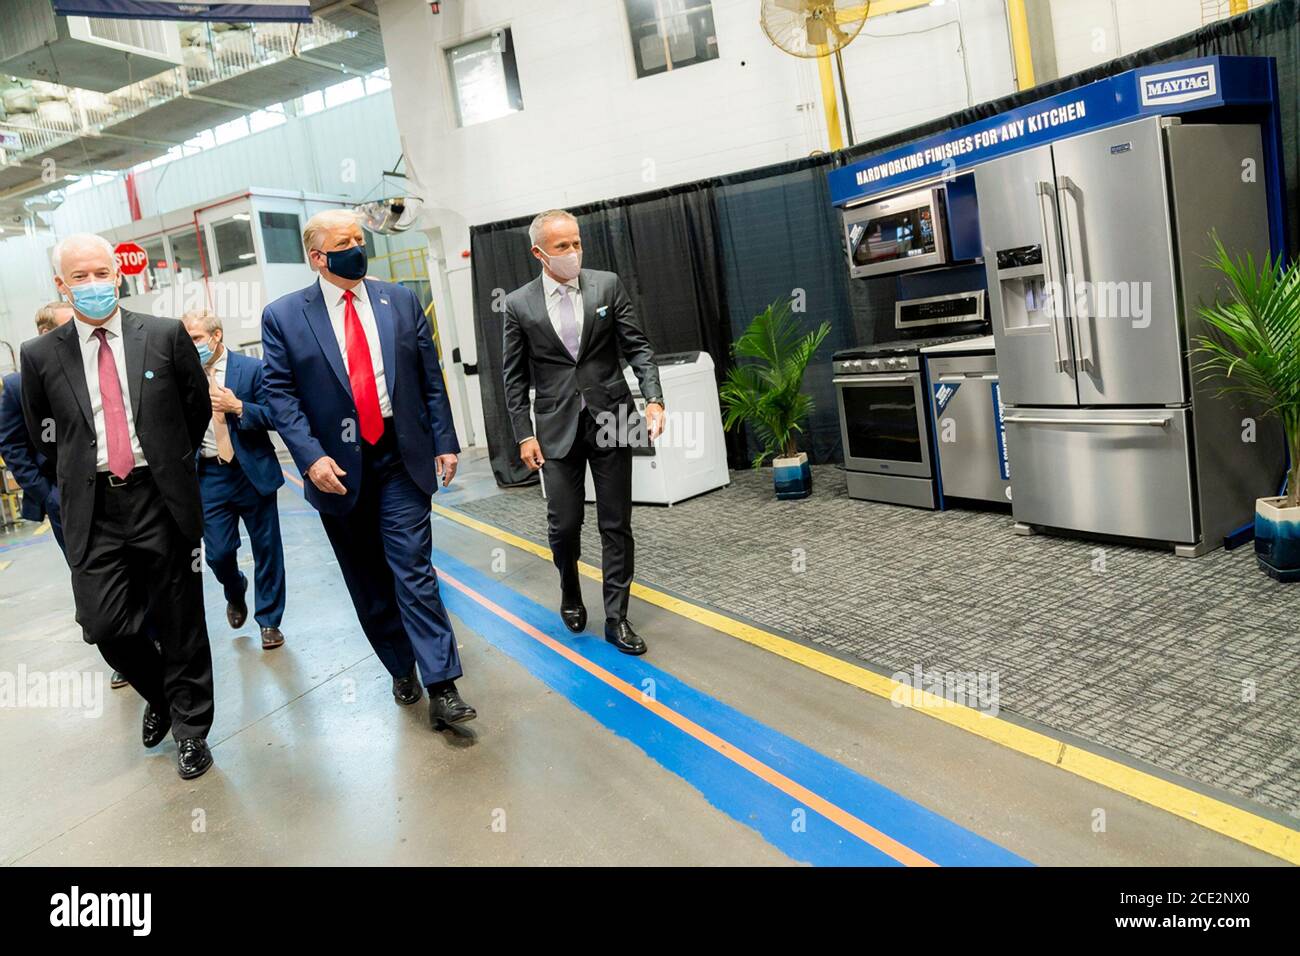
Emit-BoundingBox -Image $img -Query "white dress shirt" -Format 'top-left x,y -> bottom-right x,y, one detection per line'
541,270 -> 583,345
318,276 -> 393,418
74,310 -> 146,472
519,272 -> 586,446
199,347 -> 228,459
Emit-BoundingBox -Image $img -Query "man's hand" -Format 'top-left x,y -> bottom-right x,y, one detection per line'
646,402 -> 665,442
436,452 -> 458,487
306,455 -> 347,495
210,384 -> 243,417
519,438 -> 545,471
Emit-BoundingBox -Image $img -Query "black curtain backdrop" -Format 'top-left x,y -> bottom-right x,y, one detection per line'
471,0 -> 1300,486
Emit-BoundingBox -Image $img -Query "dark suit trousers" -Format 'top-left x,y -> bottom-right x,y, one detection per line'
319,425 -> 462,687
70,471 -> 215,739
46,498 -> 67,556
542,409 -> 634,624
199,457 -> 286,628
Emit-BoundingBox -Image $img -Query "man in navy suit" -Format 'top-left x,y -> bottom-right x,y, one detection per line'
183,309 -> 287,651
1,301 -> 73,552
260,209 -> 475,729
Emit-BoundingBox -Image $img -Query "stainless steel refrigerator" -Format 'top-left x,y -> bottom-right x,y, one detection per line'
976,116 -> 1282,555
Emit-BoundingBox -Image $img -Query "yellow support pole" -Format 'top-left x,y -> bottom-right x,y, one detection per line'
1006,0 -> 1036,91
1229,0 -> 1250,14
817,45 -> 845,151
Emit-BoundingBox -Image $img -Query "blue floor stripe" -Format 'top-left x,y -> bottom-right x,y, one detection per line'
428,545 -> 1029,867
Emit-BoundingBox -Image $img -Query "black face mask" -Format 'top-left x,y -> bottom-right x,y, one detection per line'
325,245 -> 367,280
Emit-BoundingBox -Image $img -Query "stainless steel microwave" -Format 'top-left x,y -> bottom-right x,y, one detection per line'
843,185 -> 949,279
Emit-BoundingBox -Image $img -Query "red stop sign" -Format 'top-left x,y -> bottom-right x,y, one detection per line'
114,242 -> 148,276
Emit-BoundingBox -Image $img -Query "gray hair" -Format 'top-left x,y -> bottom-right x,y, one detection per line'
50,233 -> 117,278
182,308 -> 222,334
302,208 -> 363,263
528,209 -> 577,247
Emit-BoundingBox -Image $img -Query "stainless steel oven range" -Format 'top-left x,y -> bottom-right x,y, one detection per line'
834,290 -> 988,508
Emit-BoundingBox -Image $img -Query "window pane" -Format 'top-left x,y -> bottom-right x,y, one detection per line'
212,215 -> 257,273
138,237 -> 169,293
259,211 -> 304,264
447,28 -> 523,127
625,0 -> 718,78
167,227 -> 209,284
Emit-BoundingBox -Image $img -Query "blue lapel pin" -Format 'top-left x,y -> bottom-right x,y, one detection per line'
144,370 -> 154,380
596,305 -> 608,317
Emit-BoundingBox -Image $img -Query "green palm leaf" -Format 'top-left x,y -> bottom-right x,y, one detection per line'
1192,233 -> 1300,507
719,299 -> 831,468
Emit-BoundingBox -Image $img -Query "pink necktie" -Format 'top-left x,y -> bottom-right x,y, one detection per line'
93,327 -> 133,479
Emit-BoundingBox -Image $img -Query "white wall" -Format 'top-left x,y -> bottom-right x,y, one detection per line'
1050,0 -> 1205,77
840,0 -> 1017,142
377,0 -> 1019,227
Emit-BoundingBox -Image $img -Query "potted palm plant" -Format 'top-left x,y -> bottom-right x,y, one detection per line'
719,298 -> 830,500
1194,235 -> 1300,581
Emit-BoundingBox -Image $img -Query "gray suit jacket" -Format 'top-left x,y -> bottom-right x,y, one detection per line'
502,269 -> 663,459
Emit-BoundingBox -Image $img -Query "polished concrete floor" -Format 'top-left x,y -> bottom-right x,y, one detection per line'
0,452 -> 1287,866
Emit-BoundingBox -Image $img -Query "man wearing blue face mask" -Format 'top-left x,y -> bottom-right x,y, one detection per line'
184,309 -> 287,652
260,209 -> 473,732
19,233 -> 216,780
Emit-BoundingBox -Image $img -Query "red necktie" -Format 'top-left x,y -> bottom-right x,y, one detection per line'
342,289 -> 383,445
93,327 -> 134,479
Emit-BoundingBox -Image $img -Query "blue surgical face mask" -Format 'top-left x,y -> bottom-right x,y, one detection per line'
196,342 -> 213,365
325,244 -> 367,281
69,281 -> 118,320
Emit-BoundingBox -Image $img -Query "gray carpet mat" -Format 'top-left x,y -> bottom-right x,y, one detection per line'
447,465 -> 1300,818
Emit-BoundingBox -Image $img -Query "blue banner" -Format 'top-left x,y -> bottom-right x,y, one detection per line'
51,1 -> 312,22
990,381 -> 1009,482
829,56 -> 1276,207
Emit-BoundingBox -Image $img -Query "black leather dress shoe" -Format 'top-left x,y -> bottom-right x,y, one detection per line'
142,703 -> 171,748
226,577 -> 248,629
176,738 -> 213,780
605,619 -> 647,656
111,670 -> 129,689
560,598 -> 587,633
260,626 -> 285,650
429,683 -> 477,729
392,670 -> 422,706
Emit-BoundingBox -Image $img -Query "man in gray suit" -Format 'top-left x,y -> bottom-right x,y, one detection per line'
502,209 -> 665,655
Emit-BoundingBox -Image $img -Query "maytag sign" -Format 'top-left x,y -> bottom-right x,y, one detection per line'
1139,65 -> 1218,106
828,56 -> 1274,209
51,1 -> 312,22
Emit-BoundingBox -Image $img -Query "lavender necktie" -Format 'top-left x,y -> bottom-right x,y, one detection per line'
556,284 -> 580,360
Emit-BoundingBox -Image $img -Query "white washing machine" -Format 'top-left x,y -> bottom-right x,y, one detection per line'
536,351 -> 730,506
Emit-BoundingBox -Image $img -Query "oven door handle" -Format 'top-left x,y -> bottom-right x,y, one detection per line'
1004,415 -> 1169,427
833,375 -> 915,384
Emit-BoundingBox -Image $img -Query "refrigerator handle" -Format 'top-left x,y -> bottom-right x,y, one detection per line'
1004,415 -> 1169,427
1056,174 -> 1096,374
1034,181 -> 1069,374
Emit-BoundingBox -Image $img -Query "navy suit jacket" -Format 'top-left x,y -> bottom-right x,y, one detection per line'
0,371 -> 56,522
260,277 -> 460,516
201,349 -> 285,498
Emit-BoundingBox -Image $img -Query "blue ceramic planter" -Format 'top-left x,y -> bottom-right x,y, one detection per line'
773,454 -> 812,500
1255,497 -> 1300,582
